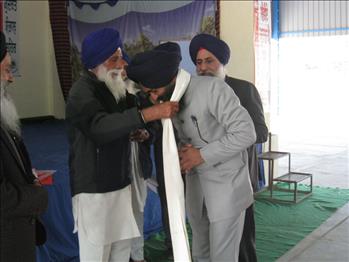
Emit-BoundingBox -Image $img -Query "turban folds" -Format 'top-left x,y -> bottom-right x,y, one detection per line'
1,31 -> 7,62
189,33 -> 230,65
154,42 -> 182,60
81,28 -> 123,69
126,45 -> 181,89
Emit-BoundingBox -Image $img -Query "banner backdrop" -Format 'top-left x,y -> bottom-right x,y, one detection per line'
253,0 -> 271,112
1,0 -> 19,76
68,0 -> 217,81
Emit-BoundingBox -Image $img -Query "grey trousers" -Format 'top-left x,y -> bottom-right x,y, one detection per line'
190,203 -> 246,262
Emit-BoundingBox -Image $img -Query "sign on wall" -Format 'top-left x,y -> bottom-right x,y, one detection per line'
1,0 -> 19,76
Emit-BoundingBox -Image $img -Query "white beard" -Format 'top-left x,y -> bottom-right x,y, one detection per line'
215,66 -> 226,79
197,65 -> 226,79
96,67 -> 130,102
124,79 -> 139,95
0,81 -> 21,136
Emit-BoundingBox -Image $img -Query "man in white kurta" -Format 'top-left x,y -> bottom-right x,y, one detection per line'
66,28 -> 179,262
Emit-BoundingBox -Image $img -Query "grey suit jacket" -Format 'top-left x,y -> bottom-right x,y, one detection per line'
173,76 -> 256,222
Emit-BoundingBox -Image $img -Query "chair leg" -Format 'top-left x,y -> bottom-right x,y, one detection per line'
270,160 -> 274,198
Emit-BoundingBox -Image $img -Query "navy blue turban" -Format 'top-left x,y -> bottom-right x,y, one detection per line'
126,48 -> 181,89
189,33 -> 230,65
1,31 -> 7,62
81,28 -> 123,69
154,42 -> 182,60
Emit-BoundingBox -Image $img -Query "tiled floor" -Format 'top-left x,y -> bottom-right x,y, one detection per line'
277,203 -> 349,262
274,134 -> 349,261
278,135 -> 349,189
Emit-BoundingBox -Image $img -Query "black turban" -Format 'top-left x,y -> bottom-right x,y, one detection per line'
1,31 -> 7,62
154,42 -> 182,60
189,33 -> 230,65
126,49 -> 181,89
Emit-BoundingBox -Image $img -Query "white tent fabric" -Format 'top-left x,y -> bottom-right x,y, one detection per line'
161,69 -> 192,261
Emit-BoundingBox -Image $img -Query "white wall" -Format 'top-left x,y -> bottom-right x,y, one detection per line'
221,0 -> 271,132
221,1 -> 272,181
48,30 -> 65,119
8,0 -> 65,119
220,0 -> 255,84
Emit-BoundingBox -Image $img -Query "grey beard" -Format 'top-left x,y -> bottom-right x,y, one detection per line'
0,81 -> 21,136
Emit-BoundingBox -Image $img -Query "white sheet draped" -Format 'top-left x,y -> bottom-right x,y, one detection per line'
161,69 -> 192,262
130,141 -> 147,213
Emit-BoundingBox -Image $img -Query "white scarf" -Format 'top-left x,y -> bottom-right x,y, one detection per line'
162,69 -> 191,261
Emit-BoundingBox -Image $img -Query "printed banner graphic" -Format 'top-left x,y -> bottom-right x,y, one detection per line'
68,0 -> 216,80
1,0 -> 19,75
254,0 -> 271,112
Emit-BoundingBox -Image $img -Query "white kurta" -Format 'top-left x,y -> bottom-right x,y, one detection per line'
72,185 -> 140,246
72,91 -> 146,248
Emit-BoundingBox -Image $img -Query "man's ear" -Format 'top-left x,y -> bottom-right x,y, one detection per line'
89,67 -> 98,75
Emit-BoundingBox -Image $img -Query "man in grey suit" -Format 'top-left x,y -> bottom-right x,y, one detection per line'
190,34 -> 269,262
126,43 -> 256,261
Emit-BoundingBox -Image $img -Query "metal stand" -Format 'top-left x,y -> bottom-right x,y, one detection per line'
258,133 -> 313,203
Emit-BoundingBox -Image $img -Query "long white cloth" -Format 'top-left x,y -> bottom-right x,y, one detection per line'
130,141 -> 147,261
162,69 -> 191,261
130,141 -> 147,212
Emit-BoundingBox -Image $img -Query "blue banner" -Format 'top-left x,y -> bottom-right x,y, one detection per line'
68,0 -> 217,80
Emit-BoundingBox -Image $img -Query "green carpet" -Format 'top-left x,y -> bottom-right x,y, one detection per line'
144,186 -> 349,262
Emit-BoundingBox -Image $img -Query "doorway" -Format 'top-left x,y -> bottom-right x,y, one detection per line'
270,35 -> 349,189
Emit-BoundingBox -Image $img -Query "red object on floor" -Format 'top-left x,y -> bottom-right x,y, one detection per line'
36,170 -> 55,185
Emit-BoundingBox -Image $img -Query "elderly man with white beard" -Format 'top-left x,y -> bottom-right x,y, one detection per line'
66,28 -> 179,262
0,31 -> 48,262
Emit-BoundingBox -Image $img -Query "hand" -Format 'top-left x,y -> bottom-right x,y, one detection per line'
141,101 -> 179,122
130,128 -> 150,142
33,179 -> 42,187
31,170 -> 42,186
179,144 -> 204,174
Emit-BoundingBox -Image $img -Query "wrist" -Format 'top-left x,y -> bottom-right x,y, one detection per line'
139,110 -> 146,123
141,107 -> 155,123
